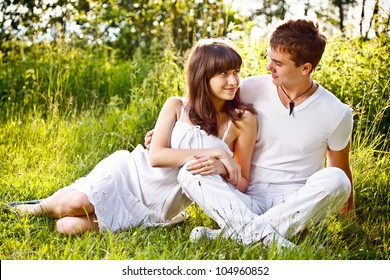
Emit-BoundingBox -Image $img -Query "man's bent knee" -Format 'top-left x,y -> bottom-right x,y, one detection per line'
308,167 -> 351,198
177,160 -> 198,189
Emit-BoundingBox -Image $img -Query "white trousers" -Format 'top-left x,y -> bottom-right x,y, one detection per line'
178,164 -> 351,245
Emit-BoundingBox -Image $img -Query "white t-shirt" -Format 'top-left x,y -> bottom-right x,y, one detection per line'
240,75 -> 353,185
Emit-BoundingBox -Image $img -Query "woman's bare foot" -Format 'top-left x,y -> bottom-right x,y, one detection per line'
14,203 -> 43,216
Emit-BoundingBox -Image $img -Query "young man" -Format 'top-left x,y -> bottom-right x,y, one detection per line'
177,18 -> 354,248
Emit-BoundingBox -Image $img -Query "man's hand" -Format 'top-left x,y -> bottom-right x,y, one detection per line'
340,195 -> 356,218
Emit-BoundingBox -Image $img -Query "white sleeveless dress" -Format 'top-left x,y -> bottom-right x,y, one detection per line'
65,107 -> 233,232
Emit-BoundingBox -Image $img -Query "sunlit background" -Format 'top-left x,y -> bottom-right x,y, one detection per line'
1,0 -> 389,53
229,0 -> 389,38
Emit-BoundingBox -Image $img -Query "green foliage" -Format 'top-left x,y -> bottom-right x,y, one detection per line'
109,0 -> 237,58
316,34 -> 389,145
0,41 -> 145,121
0,0 -> 240,58
0,34 -> 389,260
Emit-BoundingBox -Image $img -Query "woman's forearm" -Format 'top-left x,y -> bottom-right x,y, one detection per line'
149,147 -> 225,168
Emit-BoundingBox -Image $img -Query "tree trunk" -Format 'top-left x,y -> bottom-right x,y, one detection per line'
339,3 -> 345,31
304,0 -> 310,16
360,0 -> 366,37
365,0 -> 379,38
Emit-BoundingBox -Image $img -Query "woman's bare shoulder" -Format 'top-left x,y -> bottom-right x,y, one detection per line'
162,96 -> 186,109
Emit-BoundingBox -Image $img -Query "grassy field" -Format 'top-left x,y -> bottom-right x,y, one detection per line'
0,35 -> 389,260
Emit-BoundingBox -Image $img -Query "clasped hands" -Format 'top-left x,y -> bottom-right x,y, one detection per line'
144,129 -> 241,186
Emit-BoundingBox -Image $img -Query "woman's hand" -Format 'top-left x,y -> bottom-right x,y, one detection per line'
186,156 -> 227,176
186,151 -> 242,187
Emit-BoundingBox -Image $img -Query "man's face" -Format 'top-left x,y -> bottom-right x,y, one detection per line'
266,48 -> 303,88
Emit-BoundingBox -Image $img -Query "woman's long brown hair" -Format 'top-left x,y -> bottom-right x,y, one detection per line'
185,39 -> 256,136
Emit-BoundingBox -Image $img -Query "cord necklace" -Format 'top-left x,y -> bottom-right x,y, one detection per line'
280,80 -> 314,116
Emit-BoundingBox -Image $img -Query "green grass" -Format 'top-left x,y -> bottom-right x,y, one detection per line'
0,35 -> 388,260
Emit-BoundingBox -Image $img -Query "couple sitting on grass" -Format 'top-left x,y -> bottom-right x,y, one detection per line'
11,18 -> 354,249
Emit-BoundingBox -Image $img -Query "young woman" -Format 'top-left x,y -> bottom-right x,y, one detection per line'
11,38 -> 257,235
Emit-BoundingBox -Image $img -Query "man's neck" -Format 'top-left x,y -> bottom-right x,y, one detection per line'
280,79 -> 314,100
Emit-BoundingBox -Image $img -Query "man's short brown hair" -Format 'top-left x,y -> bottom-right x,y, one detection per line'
270,18 -> 327,70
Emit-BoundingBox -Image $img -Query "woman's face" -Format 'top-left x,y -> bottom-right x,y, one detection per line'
209,69 -> 240,104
